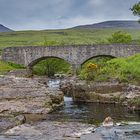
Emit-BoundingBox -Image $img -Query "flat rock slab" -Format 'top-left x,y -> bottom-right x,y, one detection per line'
3,121 -> 95,140
0,98 -> 52,114
0,76 -> 64,115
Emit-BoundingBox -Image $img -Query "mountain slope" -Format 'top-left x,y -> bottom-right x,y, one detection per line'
73,20 -> 140,29
0,24 -> 13,32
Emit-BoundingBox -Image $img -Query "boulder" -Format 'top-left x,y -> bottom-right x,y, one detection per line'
102,116 -> 114,127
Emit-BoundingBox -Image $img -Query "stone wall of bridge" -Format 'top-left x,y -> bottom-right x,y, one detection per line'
2,45 -> 140,70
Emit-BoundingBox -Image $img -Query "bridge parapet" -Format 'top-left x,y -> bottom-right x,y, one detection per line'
2,45 -> 140,71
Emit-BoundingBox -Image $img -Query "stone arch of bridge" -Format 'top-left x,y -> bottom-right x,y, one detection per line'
80,55 -> 116,66
28,56 -> 72,68
26,56 -> 74,75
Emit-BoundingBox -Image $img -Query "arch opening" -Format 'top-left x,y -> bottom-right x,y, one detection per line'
79,55 -> 116,81
28,56 -> 71,77
81,55 -> 116,66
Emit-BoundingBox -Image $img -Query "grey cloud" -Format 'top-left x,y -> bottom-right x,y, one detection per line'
0,0 -> 138,30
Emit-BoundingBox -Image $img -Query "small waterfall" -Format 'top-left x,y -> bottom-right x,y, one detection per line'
47,79 -> 61,89
47,78 -> 73,103
64,96 -> 73,102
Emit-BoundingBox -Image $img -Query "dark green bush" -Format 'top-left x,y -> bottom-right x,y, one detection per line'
108,31 -> 132,44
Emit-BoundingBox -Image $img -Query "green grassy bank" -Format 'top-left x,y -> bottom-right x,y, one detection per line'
80,53 -> 140,85
0,60 -> 25,75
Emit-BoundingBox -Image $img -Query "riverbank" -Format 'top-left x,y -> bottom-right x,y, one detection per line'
0,75 -> 64,132
61,78 -> 140,111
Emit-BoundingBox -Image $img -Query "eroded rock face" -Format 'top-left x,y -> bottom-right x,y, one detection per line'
0,75 -> 64,115
60,79 -> 140,110
61,80 -> 125,102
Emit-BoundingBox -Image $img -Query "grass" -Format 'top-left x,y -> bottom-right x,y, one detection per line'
0,60 -> 25,74
0,28 -> 140,51
102,54 -> 140,84
79,53 -> 140,84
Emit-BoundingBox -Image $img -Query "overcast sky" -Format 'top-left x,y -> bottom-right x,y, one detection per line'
0,0 -> 139,30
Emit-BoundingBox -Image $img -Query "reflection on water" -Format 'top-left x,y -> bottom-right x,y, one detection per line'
48,96 -> 140,124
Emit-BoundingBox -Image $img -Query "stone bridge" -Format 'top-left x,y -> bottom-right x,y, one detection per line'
2,45 -> 140,70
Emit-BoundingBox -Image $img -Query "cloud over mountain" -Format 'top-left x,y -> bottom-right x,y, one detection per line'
0,0 -> 138,30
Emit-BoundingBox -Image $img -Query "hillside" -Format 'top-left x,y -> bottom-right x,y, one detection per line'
73,20 -> 140,29
0,24 -> 13,32
0,28 -> 140,50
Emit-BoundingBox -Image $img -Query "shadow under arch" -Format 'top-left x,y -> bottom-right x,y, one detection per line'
28,56 -> 72,68
27,56 -> 72,76
81,55 -> 116,66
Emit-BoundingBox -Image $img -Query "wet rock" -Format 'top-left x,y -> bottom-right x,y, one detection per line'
4,121 -> 95,140
102,116 -> 114,127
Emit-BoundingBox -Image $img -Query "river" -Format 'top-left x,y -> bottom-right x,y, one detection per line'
0,79 -> 140,140
47,79 -> 140,139
47,79 -> 140,123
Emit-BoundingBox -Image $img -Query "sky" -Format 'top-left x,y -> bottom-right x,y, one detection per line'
0,0 -> 139,30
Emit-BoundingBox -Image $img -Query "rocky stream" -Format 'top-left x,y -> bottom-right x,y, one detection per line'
0,76 -> 140,140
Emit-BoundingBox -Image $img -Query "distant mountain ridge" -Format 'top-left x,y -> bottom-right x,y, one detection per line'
0,24 -> 13,32
1,21 -> 140,32
73,20 -> 140,29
